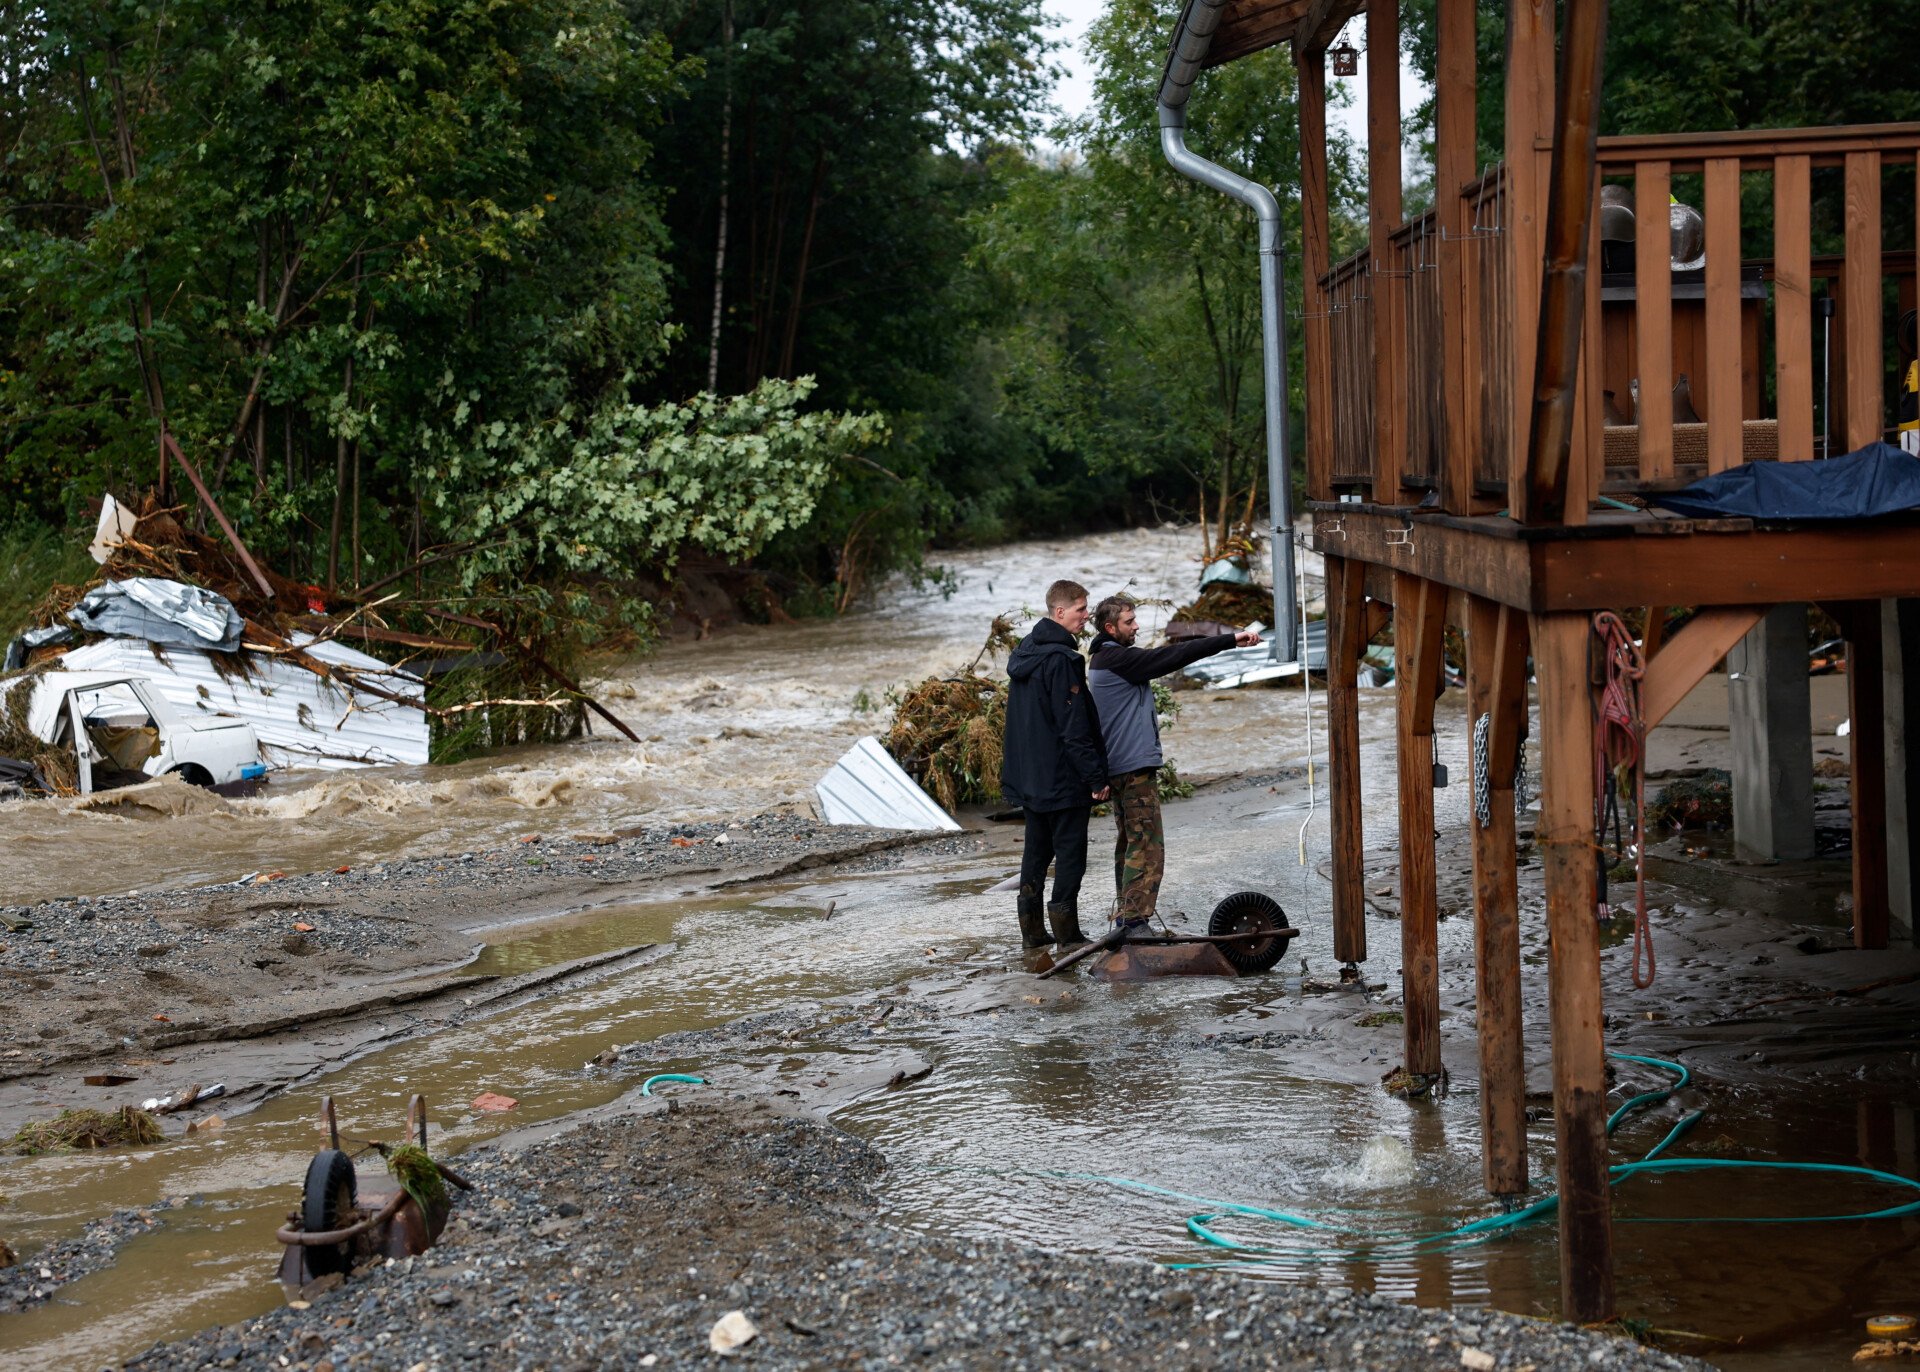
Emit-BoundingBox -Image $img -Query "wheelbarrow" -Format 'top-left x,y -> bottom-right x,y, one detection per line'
1037,891 -> 1299,981
275,1093 -> 472,1296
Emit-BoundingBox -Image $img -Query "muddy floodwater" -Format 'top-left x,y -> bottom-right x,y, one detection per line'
3,527 -> 1918,1371
0,527 -> 1260,907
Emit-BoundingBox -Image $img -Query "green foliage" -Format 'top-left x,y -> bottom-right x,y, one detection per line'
385,1143 -> 448,1217
0,524 -> 96,642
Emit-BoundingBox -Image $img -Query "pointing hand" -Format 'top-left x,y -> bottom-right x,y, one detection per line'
1234,629 -> 1262,647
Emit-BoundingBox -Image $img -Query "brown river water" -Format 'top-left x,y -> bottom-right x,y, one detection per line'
2,527 -> 1917,1370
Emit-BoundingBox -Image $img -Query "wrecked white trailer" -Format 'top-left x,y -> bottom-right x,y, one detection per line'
58,634 -> 429,771
22,670 -> 264,794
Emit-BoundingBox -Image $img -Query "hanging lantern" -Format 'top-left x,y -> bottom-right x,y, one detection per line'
1331,40 -> 1359,77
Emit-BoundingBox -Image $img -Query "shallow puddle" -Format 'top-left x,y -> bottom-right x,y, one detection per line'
3,833 -> 1916,1371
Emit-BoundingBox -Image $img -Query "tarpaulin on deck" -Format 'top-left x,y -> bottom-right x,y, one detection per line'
1654,442 -> 1920,520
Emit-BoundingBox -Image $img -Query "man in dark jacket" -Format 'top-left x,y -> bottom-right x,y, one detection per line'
1000,579 -> 1109,949
1088,594 -> 1258,931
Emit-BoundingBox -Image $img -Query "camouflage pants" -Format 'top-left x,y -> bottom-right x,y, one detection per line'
1111,767 -> 1165,922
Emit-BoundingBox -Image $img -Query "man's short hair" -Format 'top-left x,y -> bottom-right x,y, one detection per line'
1093,594 -> 1136,634
1045,579 -> 1088,611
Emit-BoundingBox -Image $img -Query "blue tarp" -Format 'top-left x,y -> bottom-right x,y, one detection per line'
1655,442 -> 1920,521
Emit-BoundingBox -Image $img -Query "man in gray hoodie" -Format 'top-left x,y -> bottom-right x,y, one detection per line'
1087,594 -> 1258,931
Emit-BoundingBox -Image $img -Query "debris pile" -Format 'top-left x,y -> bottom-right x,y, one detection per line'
1168,582 -> 1271,630
883,673 -> 1006,812
1648,769 -> 1734,830
7,1106 -> 164,1156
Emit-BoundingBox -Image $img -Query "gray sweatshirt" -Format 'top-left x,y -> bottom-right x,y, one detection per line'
1086,630 -> 1238,774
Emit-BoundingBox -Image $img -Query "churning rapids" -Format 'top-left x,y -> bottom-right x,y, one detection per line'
2,526 -> 1916,1372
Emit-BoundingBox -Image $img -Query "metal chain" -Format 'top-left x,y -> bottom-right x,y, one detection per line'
1513,734 -> 1532,817
1472,711 -> 1493,828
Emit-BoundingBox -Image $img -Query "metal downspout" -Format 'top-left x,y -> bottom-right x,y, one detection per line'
1157,0 -> 1298,666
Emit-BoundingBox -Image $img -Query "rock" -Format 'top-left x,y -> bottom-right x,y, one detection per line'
1462,1350 -> 1497,1372
709,1309 -> 757,1355
0,1240 -> 13,1269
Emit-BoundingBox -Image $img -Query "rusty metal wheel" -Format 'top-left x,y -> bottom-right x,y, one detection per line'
1207,891 -> 1291,975
301,1148 -> 358,1275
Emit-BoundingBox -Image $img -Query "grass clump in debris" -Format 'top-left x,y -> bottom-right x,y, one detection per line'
1648,769 -> 1733,830
885,674 -> 1006,812
386,1143 -> 449,1216
8,1107 -> 164,1155
0,671 -> 76,795
1357,1010 -> 1404,1028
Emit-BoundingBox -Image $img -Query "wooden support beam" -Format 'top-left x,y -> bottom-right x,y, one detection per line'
1847,605 -> 1891,949
1368,0 -> 1406,503
1641,606 -> 1670,663
1633,161 -> 1675,480
1517,0 -> 1608,524
1844,152 -> 1884,453
1504,0 -> 1555,511
1774,155 -> 1814,461
1467,597 -> 1529,1197
1298,44 -> 1336,502
1703,158 -> 1744,472
1363,598 -> 1393,643
1328,555 -> 1369,965
1570,166 -> 1602,523
1640,606 -> 1767,731
1436,0 -> 1478,515
1531,610 -> 1614,1324
1395,571 -> 1448,1078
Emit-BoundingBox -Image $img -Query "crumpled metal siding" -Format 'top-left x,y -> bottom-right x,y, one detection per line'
58,634 -> 428,771
815,736 -> 962,831
1179,618 -> 1325,688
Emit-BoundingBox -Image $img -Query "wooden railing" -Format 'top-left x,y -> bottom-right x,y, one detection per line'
1306,123 -> 1920,514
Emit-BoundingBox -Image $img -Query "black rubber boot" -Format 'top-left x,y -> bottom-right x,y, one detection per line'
1016,887 -> 1050,950
1047,900 -> 1089,948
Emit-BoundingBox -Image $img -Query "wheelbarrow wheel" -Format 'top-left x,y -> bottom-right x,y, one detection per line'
301,1148 -> 359,1276
1207,891 -> 1291,974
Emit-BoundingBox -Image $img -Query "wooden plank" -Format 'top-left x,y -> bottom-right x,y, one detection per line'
1298,44 -> 1336,501
1395,571 -> 1447,1079
1436,0 -> 1477,515
1634,161 -> 1675,479
1531,610 -> 1614,1324
1640,606 -> 1766,730
1844,152 -> 1885,453
1368,0 -> 1406,502
1533,525 -> 1920,610
1504,0 -> 1555,511
1595,124 -> 1920,171
1703,158 -> 1743,472
1571,168 -> 1603,522
1774,155 -> 1815,460
1328,555 -> 1369,966
1467,597 -> 1528,1198
1848,608 -> 1890,949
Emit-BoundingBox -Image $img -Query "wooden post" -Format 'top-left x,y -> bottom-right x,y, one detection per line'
1368,0 -> 1406,504
1849,606 -> 1890,949
1328,554 -> 1369,965
1395,571 -> 1447,1079
1504,0 -> 1555,509
1516,0 -> 1608,525
1298,43 -> 1336,502
1844,152 -> 1884,453
1774,155 -> 1814,461
1436,0 -> 1478,515
1467,596 -> 1529,1196
1703,157 -> 1743,472
1634,160 -> 1674,480
1531,610 -> 1614,1324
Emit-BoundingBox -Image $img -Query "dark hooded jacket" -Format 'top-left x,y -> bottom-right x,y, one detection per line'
1000,617 -> 1107,812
